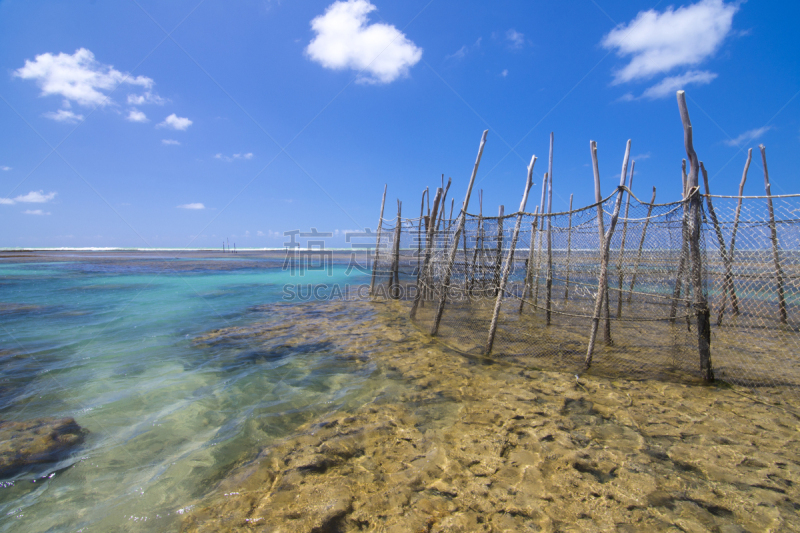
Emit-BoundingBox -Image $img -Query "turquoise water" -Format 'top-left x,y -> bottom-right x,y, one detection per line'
0,255 -> 379,532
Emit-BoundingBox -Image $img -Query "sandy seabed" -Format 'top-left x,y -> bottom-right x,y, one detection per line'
182,299 -> 800,532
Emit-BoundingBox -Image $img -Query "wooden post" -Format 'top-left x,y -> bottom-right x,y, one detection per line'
677,90 -> 713,382
700,162 -> 735,327
628,186 -> 657,303
432,130 -> 488,336
390,200 -> 402,299
564,194 -> 573,301
418,188 -> 427,275
411,188 -> 443,318
545,133 -> 555,325
468,191 -> 483,296
493,205 -> 505,296
436,176 -> 451,233
369,184 -> 388,296
725,150 -> 751,317
518,210 -> 539,313
616,161 -> 634,318
585,140 -> 631,368
760,144 -> 788,325
670,162 -> 689,323
486,155 -> 536,354
533,172 -> 548,308
591,142 -> 612,344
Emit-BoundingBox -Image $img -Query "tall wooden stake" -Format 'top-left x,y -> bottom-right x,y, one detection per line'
564,194 -> 574,301
725,149 -> 751,317
486,156 -> 536,354
519,210 -> 539,313
700,162 -> 735,327
432,130 -> 488,335
390,200 -> 402,299
545,133 -> 555,325
678,90 -> 712,382
591,142 -> 612,344
760,144 -> 788,325
369,184 -> 388,296
411,187 -> 443,318
533,173 -> 548,308
616,161 -> 635,318
585,139 -> 631,368
493,205 -> 505,296
628,186 -> 656,303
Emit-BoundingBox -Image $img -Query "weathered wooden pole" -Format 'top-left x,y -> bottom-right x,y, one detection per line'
591,142 -> 612,344
564,194 -> 574,301
545,133 -> 555,325
468,191 -> 484,296
616,160 -> 634,318
585,140 -> 631,368
670,161 -> 690,323
432,130 -> 488,336
677,90 -> 713,382
533,172 -> 548,308
493,205 -> 505,297
760,144 -> 788,325
518,210 -> 539,313
725,149 -> 751,318
418,188 -> 427,275
369,184 -> 388,296
700,162 -> 735,327
486,156 -> 536,354
436,176 -> 451,233
411,187 -> 443,318
389,200 -> 403,299
628,186 -> 657,303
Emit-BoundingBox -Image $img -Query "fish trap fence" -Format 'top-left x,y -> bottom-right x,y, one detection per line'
371,191 -> 800,391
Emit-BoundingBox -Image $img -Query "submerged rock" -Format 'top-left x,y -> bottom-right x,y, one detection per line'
0,417 -> 87,477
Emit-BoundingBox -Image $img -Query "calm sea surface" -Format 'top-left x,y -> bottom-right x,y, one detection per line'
0,252 -> 381,532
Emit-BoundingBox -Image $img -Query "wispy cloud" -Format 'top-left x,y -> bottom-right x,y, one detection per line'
631,152 -> 651,160
126,91 -> 167,106
306,0 -> 422,84
601,0 -> 739,84
126,109 -> 148,122
723,126 -> 772,147
1,166 -> 11,171
43,109 -> 84,123
161,139 -> 181,146
501,69 -> 508,78
158,113 -> 192,131
641,70 -> 717,99
14,48 -> 153,107
177,203 -> 205,209
24,209 -> 50,215
445,38 -> 481,61
1,190 -> 58,205
506,29 -> 525,49
214,152 -> 254,162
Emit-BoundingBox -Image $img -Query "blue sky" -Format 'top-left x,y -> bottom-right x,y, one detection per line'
0,0 -> 798,248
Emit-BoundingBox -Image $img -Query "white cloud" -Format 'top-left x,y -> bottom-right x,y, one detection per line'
445,45 -> 468,61
1,166 -> 11,171
126,91 -> 167,106
723,126 -> 772,147
641,70 -> 717,99
15,190 -> 57,203
161,139 -> 181,146
501,69 -> 508,77
14,48 -> 153,107
24,209 -> 50,215
257,230 -> 266,237
506,29 -> 525,49
126,109 -> 148,122
601,0 -> 738,84
631,152 -> 651,160
177,203 -> 205,209
214,152 -> 254,162
158,113 -> 192,131
0,198 -> 14,205
306,0 -> 422,84
43,109 -> 84,123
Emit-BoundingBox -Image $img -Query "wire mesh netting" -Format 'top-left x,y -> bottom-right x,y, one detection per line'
369,189 -> 800,393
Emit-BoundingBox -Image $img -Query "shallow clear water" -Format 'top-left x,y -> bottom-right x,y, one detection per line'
0,255 -> 380,532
